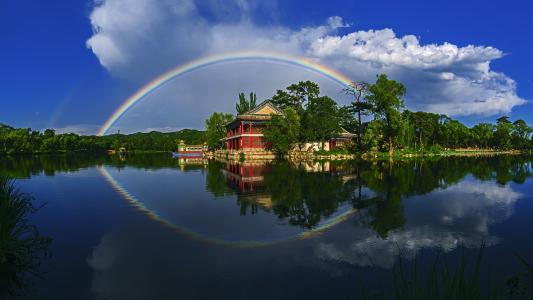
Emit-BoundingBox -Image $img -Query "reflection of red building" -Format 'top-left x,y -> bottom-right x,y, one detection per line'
222,162 -> 273,209
222,162 -> 270,192
222,101 -> 283,151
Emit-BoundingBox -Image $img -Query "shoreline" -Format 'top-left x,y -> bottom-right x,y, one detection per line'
0,150 -> 170,156
292,148 -> 532,161
1,149 -> 531,162
366,149 -> 532,159
206,148 -> 532,163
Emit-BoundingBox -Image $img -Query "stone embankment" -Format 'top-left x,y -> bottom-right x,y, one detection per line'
212,149 -> 276,161
287,149 -> 355,161
208,149 -> 357,161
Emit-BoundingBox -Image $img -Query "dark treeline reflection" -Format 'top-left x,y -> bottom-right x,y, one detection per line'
0,153 -> 207,178
208,155 -> 532,235
351,156 -> 531,238
1,154 -> 531,238
222,161 -> 354,228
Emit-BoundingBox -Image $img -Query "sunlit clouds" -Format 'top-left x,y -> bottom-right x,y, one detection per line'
86,0 -> 527,132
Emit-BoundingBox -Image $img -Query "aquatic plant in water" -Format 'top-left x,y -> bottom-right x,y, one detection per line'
0,176 -> 52,299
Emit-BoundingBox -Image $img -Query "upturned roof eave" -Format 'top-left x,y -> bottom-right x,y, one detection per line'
224,100 -> 283,128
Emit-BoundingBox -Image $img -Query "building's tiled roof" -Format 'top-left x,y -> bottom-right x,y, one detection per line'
226,100 -> 283,127
244,100 -> 283,115
336,127 -> 357,137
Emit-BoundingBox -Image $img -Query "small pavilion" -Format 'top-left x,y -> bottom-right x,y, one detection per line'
329,128 -> 357,150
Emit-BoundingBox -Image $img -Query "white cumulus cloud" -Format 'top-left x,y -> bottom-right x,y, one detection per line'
86,0 -> 527,122
314,180 -> 521,269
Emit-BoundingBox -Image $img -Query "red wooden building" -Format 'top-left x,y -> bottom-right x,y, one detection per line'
222,101 -> 283,151
222,100 -> 356,152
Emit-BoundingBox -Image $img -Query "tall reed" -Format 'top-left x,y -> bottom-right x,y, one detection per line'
0,176 -> 51,298
360,242 -> 533,300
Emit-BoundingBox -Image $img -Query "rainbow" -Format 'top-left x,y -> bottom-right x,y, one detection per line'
97,165 -> 357,248
97,51 -> 353,136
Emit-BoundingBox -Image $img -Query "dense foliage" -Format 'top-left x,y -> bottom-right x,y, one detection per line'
204,112 -> 234,150
263,81 -> 342,152
392,111 -> 533,151
0,123 -> 206,154
263,77 -> 532,154
263,107 -> 301,154
235,92 -> 257,115
366,74 -> 407,156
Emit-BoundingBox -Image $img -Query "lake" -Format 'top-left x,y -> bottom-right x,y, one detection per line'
1,154 -> 532,299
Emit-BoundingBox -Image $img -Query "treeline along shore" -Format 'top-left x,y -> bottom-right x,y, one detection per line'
1,118 -> 530,158
0,125 -> 206,155
2,74 -> 532,157
204,75 -> 533,157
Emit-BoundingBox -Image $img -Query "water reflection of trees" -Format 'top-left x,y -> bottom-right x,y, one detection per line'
265,162 -> 353,229
0,177 -> 51,299
352,156 -> 532,238
1,154 -> 531,239
205,160 -> 235,197
0,153 -> 207,178
207,156 -> 532,236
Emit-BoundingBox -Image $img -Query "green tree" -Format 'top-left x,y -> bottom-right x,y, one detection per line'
512,119 -> 532,149
286,81 -> 320,106
205,112 -> 234,150
471,123 -> 494,148
343,81 -> 371,151
404,111 -> 440,148
366,74 -> 406,156
494,116 -> 514,149
269,81 -> 320,111
301,96 -> 341,148
43,129 -> 55,139
263,107 -> 301,154
441,119 -> 470,148
338,105 -> 357,133
362,119 -> 385,151
398,113 -> 415,149
235,92 -> 257,115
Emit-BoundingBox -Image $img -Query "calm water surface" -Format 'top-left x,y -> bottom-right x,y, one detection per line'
1,154 -> 532,299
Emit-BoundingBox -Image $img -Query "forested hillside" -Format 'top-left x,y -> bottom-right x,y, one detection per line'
0,124 -> 206,154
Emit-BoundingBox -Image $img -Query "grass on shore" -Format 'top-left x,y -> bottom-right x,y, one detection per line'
311,146 -> 531,161
0,176 -> 51,298
364,147 -> 532,160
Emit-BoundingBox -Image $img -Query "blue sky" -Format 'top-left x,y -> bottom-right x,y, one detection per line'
1,0 -> 532,134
